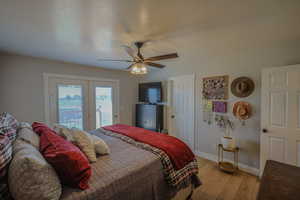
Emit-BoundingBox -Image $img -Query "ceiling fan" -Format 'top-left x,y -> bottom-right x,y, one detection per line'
97,42 -> 179,74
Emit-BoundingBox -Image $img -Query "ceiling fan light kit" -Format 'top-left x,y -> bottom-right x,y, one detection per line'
97,41 -> 179,75
130,63 -> 148,75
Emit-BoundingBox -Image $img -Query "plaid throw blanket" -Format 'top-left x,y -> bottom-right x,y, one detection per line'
99,128 -> 201,189
103,124 -> 195,170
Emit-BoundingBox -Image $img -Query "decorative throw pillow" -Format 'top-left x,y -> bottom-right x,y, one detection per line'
52,124 -> 75,143
0,135 -> 13,200
17,126 -> 40,149
0,135 -> 12,178
71,129 -> 109,156
0,179 -> 12,200
0,112 -> 18,130
52,124 -> 109,156
17,122 -> 32,130
0,112 -> 19,142
71,129 -> 97,163
8,139 -> 62,200
32,122 -> 91,190
90,135 -> 110,155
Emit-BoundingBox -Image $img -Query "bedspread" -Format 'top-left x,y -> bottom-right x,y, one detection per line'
99,127 -> 201,188
60,128 -> 201,200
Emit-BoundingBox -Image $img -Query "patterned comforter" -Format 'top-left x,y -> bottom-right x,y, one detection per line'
60,128 -> 201,200
100,128 -> 201,188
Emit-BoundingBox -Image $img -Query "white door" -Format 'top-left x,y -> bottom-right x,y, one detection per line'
260,65 -> 300,174
89,81 -> 119,130
168,74 -> 195,150
48,78 -> 89,130
45,74 -> 119,130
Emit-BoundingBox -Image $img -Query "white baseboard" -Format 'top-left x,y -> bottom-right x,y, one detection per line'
195,151 -> 260,176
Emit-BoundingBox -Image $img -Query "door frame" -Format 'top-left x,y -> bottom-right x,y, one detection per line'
43,73 -> 120,127
168,74 -> 195,151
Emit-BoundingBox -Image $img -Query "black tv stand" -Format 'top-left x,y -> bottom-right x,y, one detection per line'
135,104 -> 163,132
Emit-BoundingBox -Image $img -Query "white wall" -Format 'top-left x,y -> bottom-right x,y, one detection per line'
141,3 -> 300,170
0,53 -> 139,126
143,69 -> 263,170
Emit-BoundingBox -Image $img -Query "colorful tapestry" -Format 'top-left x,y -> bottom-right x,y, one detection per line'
203,75 -> 229,100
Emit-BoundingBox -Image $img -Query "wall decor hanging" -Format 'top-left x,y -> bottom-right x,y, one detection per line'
203,75 -> 229,100
213,101 -> 227,113
231,77 -> 255,98
233,101 -> 252,125
203,100 -> 213,124
215,114 -> 236,149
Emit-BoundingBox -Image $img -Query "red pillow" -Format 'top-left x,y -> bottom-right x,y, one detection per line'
32,122 -> 91,190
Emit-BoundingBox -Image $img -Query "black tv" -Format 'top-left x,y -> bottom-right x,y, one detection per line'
139,82 -> 162,103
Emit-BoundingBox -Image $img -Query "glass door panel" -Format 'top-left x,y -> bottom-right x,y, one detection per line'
47,76 -> 119,130
58,85 -> 83,129
48,77 -> 88,130
89,80 -> 119,130
95,87 -> 113,128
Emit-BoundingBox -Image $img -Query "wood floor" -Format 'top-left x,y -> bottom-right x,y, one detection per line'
191,157 -> 260,200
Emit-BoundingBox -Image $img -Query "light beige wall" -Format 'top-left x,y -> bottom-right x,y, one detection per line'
142,10 -> 300,170
146,70 -> 262,169
144,64 -> 299,171
0,53 -> 139,126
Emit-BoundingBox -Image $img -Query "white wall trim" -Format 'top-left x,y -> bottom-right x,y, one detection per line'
43,73 -> 120,83
43,73 -> 120,126
195,151 -> 260,176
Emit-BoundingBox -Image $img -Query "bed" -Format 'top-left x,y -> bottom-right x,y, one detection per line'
60,128 -> 201,200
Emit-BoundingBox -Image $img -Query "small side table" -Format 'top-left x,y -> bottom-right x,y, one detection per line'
218,144 -> 239,173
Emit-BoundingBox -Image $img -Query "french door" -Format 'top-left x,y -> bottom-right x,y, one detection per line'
89,80 -> 119,129
45,74 -> 119,130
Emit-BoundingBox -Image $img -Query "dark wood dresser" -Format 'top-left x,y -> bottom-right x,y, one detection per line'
257,160 -> 300,200
135,104 -> 163,132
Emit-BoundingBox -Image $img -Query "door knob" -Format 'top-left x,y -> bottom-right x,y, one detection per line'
171,115 -> 175,119
262,129 -> 268,133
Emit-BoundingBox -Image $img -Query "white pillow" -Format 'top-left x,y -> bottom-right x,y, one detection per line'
71,128 -> 97,163
8,140 -> 62,200
52,124 -> 109,156
17,126 -> 40,149
90,135 -> 110,155
17,122 -> 32,130
79,131 -> 110,155
52,124 -> 75,143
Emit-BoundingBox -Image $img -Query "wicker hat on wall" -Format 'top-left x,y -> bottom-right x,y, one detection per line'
231,77 -> 255,98
233,101 -> 252,120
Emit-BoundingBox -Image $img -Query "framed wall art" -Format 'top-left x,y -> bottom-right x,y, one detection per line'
212,101 -> 227,113
202,75 -> 229,100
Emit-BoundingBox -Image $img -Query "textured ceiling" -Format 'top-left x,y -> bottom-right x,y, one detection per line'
0,0 -> 300,70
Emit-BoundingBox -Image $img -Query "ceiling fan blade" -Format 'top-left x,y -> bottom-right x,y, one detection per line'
97,59 -> 133,62
145,62 -> 165,68
123,45 -> 137,60
144,53 -> 178,61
